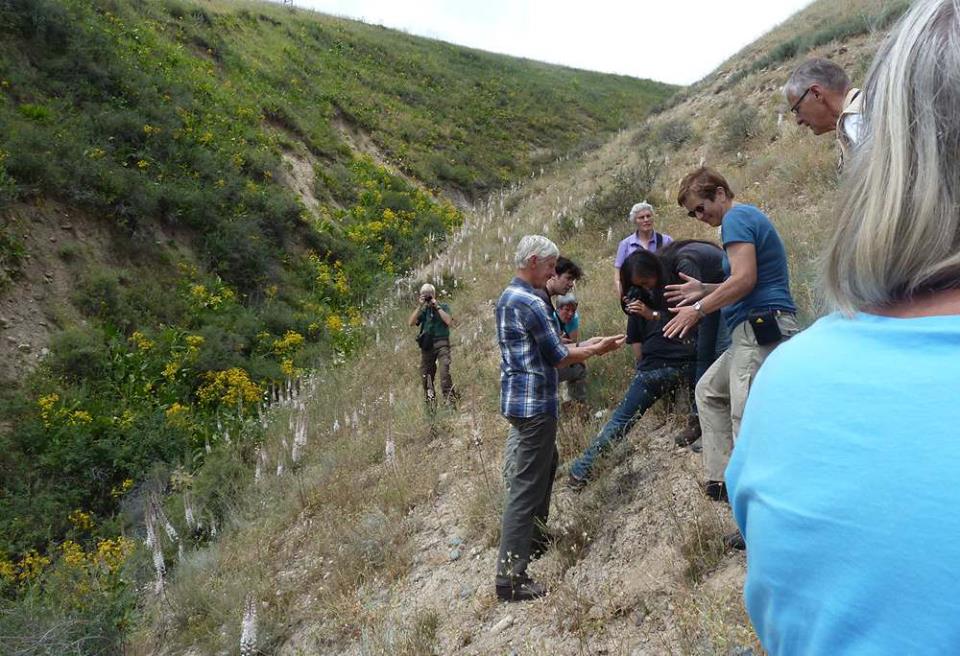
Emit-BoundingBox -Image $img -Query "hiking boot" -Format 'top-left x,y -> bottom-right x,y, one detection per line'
566,472 -> 588,492
495,577 -> 547,602
675,417 -> 702,447
703,480 -> 728,503
689,438 -> 702,453
530,531 -> 554,560
723,530 -> 746,551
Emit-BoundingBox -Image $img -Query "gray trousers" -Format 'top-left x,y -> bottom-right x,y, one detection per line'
496,414 -> 558,584
696,313 -> 799,481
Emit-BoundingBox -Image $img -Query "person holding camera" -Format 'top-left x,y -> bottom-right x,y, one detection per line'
407,283 -> 456,404
567,250 -> 695,489
663,167 -> 798,505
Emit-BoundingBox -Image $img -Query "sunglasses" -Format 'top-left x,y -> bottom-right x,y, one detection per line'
687,203 -> 705,219
790,87 -> 812,115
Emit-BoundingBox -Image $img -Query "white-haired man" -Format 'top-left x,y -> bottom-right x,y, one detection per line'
495,235 -> 624,602
407,282 -> 455,405
784,58 -> 862,171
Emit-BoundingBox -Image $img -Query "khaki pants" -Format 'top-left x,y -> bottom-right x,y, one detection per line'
420,338 -> 453,400
695,313 -> 799,481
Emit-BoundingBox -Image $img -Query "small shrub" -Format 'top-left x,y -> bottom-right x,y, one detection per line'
657,119 -> 694,150
719,105 -> 759,154
583,156 -> 663,229
48,326 -> 109,381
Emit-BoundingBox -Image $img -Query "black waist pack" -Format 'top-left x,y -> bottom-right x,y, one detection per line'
748,309 -> 783,346
416,331 -> 434,351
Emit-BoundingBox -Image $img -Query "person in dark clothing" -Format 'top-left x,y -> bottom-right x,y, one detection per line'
567,251 -> 695,488
657,240 -> 731,447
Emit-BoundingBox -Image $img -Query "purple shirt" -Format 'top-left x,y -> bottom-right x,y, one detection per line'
613,231 -> 673,268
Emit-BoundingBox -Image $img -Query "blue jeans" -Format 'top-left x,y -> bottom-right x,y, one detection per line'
570,365 -> 687,481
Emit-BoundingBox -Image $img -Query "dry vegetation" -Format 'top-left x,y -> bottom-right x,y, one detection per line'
128,1 -> 901,654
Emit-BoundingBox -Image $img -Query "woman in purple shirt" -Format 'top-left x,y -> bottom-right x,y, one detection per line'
614,202 -> 673,361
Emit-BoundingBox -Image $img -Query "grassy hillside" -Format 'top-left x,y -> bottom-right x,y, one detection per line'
0,0 -> 674,648
111,0 -> 908,654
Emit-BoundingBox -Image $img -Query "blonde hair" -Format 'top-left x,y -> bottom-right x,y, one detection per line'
825,0 -> 960,312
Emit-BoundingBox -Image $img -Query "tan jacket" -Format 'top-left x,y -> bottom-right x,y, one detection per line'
836,87 -> 863,172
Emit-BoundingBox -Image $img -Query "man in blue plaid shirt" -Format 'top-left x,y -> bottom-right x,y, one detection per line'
495,235 -> 624,602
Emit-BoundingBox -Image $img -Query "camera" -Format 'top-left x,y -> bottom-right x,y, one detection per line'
625,286 -> 652,305
423,294 -> 433,302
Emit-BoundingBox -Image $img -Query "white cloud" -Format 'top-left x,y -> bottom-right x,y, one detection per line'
269,0 -> 815,84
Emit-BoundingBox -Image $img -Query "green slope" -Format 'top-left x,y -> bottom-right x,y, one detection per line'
0,0 -> 673,617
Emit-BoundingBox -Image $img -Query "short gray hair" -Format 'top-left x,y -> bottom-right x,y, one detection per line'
628,202 -> 654,221
784,58 -> 851,99
824,0 -> 960,312
556,293 -> 578,308
419,283 -> 436,295
514,235 -> 559,268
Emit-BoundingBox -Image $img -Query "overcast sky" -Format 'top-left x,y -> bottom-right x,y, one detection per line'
269,0 -> 815,85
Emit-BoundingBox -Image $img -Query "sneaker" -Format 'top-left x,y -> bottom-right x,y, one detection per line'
495,577 -> 547,602
703,480 -> 728,503
675,418 -> 702,447
566,472 -> 588,492
723,530 -> 746,551
689,438 -> 703,453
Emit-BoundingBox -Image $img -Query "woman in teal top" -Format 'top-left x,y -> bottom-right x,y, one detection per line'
727,1 -> 960,653
664,167 -> 798,501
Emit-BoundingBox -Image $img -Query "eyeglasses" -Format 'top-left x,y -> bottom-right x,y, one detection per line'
790,87 -> 812,115
687,203 -> 705,219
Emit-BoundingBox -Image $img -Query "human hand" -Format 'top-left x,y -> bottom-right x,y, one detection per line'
664,273 -> 706,307
625,300 -> 654,320
579,336 -> 603,347
663,306 -> 701,339
592,334 -> 626,355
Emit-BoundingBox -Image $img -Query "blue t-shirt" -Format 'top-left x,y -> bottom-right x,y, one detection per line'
726,312 -> 960,656
720,204 -> 796,329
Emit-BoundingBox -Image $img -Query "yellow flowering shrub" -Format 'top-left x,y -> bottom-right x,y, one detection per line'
0,557 -> 15,584
110,478 -> 134,499
185,334 -> 204,348
165,402 -> 190,427
197,368 -> 263,407
68,509 -> 95,531
325,314 -> 343,333
37,392 -> 61,426
92,537 -> 135,574
272,330 -> 304,355
67,410 -> 93,425
129,331 -> 154,351
17,550 -> 51,583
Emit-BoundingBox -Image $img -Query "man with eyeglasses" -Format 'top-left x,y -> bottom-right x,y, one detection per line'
784,58 -> 862,172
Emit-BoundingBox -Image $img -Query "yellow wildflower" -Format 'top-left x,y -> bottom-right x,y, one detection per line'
129,331 -> 154,351
68,410 -> 93,425
93,537 -> 135,573
136,159 -> 150,170
162,360 -> 180,381
197,368 -> 263,407
272,330 -> 304,355
280,358 -> 295,377
0,558 -> 15,584
60,540 -> 87,569
68,509 -> 94,531
17,550 -> 50,582
185,335 -> 205,348
165,402 -> 190,427
110,478 -> 134,498
325,314 -> 343,333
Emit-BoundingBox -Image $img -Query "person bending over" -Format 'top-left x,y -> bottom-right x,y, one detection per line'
567,250 -> 695,489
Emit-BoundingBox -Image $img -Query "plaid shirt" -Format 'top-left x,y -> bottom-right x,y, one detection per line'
496,277 -> 570,418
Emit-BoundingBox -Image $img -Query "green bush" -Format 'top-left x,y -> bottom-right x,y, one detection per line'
656,119 -> 694,150
719,105 -> 759,153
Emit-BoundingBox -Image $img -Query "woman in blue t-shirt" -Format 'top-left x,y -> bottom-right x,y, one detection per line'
663,168 -> 798,502
727,2 -> 960,653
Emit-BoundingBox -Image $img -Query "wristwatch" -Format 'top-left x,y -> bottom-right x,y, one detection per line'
693,301 -> 706,318
652,310 -> 660,320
